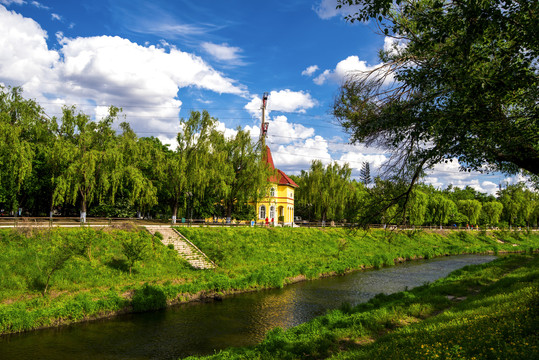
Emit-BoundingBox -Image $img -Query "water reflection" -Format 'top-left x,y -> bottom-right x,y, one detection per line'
0,255 -> 496,360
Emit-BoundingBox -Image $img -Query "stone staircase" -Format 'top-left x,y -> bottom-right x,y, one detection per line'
145,226 -> 216,270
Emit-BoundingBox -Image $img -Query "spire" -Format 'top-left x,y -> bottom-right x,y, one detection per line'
260,92 -> 269,148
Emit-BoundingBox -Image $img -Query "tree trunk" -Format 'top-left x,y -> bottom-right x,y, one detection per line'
80,196 -> 87,223
172,200 -> 178,224
49,193 -> 54,220
226,202 -> 233,224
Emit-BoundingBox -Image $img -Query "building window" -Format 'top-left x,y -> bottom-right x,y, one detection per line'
259,205 -> 266,219
270,206 -> 275,220
270,187 -> 275,197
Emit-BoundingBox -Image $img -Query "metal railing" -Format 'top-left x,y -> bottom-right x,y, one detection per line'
0,216 -> 535,231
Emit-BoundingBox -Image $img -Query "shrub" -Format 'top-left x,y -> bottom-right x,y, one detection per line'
131,284 -> 167,312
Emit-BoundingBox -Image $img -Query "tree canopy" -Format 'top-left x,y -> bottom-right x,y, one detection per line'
334,0 -> 538,179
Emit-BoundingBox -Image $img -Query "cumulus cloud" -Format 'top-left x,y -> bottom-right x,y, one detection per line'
0,6 -> 249,143
270,136 -> 332,174
266,115 -> 315,145
301,65 -> 319,76
201,42 -> 244,65
422,159 -> 503,195
314,56 -> 387,85
245,89 -> 317,119
0,6 -> 59,84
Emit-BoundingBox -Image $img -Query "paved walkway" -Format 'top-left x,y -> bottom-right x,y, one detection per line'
145,226 -> 216,270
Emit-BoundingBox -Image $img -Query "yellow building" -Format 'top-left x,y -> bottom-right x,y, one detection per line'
255,145 -> 298,226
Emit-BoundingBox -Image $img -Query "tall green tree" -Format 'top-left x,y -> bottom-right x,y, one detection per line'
213,128 -> 268,221
360,161 -> 371,185
481,201 -> 504,226
520,189 -> 538,229
0,86 -> 43,214
429,194 -> 458,229
115,122 -> 159,213
333,0 -> 539,225
162,110 -> 217,223
296,160 -> 352,222
335,0 -> 538,176
498,183 -> 526,229
407,189 -> 428,226
457,199 -> 483,226
52,106 -> 127,222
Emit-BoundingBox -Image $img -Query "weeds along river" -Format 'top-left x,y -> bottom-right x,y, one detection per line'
1,255 -> 496,360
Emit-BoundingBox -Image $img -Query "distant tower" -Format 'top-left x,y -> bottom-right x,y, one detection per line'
260,92 -> 269,148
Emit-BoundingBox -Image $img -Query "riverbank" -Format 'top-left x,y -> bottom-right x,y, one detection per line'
185,254 -> 539,359
0,226 -> 537,335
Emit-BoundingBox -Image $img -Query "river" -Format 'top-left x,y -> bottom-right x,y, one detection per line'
0,254 -> 496,359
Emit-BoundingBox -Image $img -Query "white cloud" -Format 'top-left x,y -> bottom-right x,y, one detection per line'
301,65 -> 319,76
0,1 -> 25,6
0,5 -> 59,84
314,56 -> 387,85
268,89 -> 317,113
51,13 -> 60,21
201,42 -> 244,64
0,7 -> 249,141
244,89 -> 317,119
30,1 -> 49,10
383,36 -> 407,57
423,159 -> 503,195
112,3 -> 214,39
266,115 -> 315,145
270,136 -> 332,173
313,0 -> 360,20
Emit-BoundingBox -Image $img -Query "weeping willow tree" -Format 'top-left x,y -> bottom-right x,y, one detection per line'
212,128 -> 269,221
296,160 -> 352,222
429,194 -> 458,229
0,86 -> 46,214
162,110 -> 217,223
52,106 -> 157,222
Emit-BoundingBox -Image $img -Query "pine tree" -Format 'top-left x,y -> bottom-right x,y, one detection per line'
360,162 -> 371,185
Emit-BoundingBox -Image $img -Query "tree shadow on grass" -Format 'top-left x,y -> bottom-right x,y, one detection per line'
106,257 -> 129,272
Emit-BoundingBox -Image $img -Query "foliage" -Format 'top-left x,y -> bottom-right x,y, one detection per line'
429,194 -> 457,228
481,201 -> 504,226
457,199 -> 482,226
0,90 -> 269,220
120,230 -> 149,274
212,128 -> 271,220
131,283 -> 167,312
334,0 -> 538,176
332,0 -> 539,227
407,189 -> 428,226
0,86 -> 40,212
295,160 -> 353,222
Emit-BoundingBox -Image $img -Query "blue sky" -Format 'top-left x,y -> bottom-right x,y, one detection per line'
0,0 -> 521,194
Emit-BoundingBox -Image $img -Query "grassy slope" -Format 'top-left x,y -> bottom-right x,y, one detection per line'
0,226 -> 537,334
185,255 -> 539,360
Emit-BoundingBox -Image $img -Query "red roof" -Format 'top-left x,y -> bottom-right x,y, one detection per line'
264,146 -> 298,188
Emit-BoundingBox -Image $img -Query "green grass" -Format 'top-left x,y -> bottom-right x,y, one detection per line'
0,226 -> 537,335
184,255 -> 539,359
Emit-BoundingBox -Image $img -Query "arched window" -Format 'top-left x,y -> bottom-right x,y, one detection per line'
259,205 -> 266,219
270,206 -> 275,220
270,187 -> 275,197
